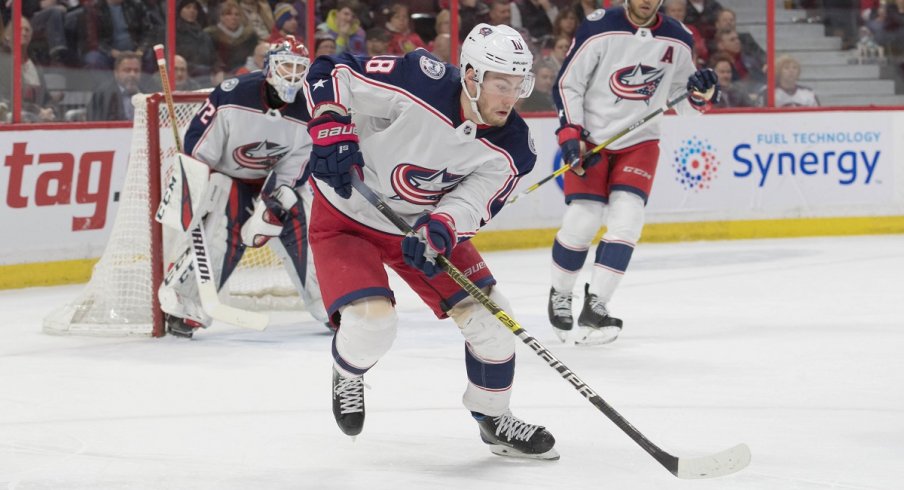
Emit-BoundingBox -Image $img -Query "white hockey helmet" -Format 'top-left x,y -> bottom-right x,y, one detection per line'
264,35 -> 311,103
460,24 -> 535,100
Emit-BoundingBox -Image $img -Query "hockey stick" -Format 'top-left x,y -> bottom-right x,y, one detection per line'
507,89 -> 694,205
153,45 -> 268,331
350,173 -> 750,479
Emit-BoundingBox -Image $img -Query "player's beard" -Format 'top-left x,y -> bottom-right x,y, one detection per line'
626,0 -> 659,26
476,95 -> 515,127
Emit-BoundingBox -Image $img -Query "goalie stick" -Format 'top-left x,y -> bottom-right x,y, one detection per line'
349,173 -> 750,479
153,44 -> 268,331
507,89 -> 704,205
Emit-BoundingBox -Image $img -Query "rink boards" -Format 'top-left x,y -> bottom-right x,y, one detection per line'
2,109 -> 903,288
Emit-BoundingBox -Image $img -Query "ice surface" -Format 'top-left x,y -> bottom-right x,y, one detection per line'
2,235 -> 902,489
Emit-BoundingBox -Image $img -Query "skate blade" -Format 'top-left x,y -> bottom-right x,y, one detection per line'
552,327 -> 570,343
488,444 -> 560,461
575,326 -> 621,346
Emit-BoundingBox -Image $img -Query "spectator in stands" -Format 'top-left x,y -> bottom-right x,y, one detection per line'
177,0 -> 217,78
664,0 -> 708,67
685,0 -> 722,41
870,0 -> 904,56
427,9 -> 450,52
516,0 -> 558,47
487,0 -> 513,26
572,0 -> 602,27
142,0 -> 168,71
383,2 -> 425,55
551,8 -> 578,42
517,60 -> 556,112
270,3 -> 299,42
458,0 -> 490,42
174,54 -> 203,90
710,8 -> 764,64
205,0 -> 259,74
233,40 -> 268,74
317,0 -> 367,55
365,26 -> 391,56
26,0 -> 69,65
87,51 -> 143,121
194,0 -> 216,27
821,0 -> 859,50
314,35 -> 337,57
80,0 -> 155,71
240,0 -> 275,40
713,28 -> 765,89
431,32 -> 451,61
435,9 -> 450,38
0,16 -> 57,122
545,34 -> 571,72
769,54 -> 820,107
709,53 -> 752,108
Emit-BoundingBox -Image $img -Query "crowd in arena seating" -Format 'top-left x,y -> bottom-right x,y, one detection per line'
2,0 -> 903,123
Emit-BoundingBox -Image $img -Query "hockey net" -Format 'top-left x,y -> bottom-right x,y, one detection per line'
43,92 -> 303,337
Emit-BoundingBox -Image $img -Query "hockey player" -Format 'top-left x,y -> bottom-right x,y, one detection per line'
158,36 -> 328,338
303,24 -> 557,459
547,0 -> 720,345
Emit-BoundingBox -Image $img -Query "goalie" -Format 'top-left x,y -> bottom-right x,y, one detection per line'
157,36 -> 328,338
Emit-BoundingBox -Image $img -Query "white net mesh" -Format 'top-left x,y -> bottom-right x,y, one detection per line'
43,92 -> 302,337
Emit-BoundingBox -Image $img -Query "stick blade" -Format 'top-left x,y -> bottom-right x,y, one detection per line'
674,443 -> 751,479
198,286 -> 269,331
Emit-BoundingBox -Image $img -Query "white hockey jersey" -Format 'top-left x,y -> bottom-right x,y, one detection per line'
775,85 -> 820,107
184,71 -> 312,188
303,50 -> 536,240
554,7 -> 701,150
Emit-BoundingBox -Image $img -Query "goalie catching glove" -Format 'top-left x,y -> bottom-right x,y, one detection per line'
307,103 -> 364,199
556,124 -> 602,176
240,175 -> 302,247
401,213 -> 456,278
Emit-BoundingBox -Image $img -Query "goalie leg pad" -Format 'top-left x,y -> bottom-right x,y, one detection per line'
158,247 -> 212,326
450,287 -> 515,416
552,199 -> 606,293
270,187 -> 329,323
156,153 -> 214,231
332,297 -> 397,376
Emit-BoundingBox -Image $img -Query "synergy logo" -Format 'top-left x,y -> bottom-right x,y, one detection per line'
672,136 -> 719,191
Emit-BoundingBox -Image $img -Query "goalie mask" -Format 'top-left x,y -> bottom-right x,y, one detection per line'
264,36 -> 311,103
460,24 -> 535,124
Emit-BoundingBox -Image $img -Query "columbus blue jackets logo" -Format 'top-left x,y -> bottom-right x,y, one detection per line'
479,27 -> 494,37
232,140 -> 290,170
390,164 -> 465,205
609,64 -> 665,103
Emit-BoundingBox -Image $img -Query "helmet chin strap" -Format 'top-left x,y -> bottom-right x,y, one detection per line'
460,75 -> 488,126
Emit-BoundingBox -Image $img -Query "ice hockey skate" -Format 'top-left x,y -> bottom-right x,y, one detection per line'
547,287 -> 573,342
332,367 -> 365,437
575,283 -> 623,346
473,411 -> 559,460
164,314 -> 204,339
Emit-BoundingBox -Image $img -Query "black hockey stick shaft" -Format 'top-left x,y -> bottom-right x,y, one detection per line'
508,90 -> 689,204
350,174 -> 686,475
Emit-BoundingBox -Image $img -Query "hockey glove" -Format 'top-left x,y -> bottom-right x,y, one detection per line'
240,184 -> 301,248
401,213 -> 456,278
307,103 -> 364,199
686,68 -> 721,108
556,124 -> 602,176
